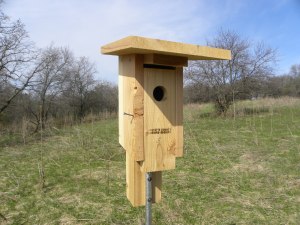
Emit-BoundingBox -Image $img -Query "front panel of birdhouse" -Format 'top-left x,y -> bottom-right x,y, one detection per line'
141,67 -> 181,172
118,54 -> 183,165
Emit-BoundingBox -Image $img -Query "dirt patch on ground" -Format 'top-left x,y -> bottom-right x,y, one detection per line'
59,214 -> 80,225
232,153 -> 267,173
73,169 -> 106,180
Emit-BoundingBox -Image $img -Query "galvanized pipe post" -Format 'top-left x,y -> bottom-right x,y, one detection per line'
145,172 -> 152,225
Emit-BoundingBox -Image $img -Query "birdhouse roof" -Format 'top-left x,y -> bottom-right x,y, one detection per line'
101,36 -> 231,60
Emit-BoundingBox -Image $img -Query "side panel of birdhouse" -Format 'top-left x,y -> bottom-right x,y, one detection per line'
118,59 -> 134,153
175,67 -> 183,157
119,54 -> 144,161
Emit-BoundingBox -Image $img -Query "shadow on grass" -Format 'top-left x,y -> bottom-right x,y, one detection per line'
243,106 -> 269,115
199,111 -> 217,118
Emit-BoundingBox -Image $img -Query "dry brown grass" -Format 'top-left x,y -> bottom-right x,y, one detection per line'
231,153 -> 267,173
228,96 -> 300,116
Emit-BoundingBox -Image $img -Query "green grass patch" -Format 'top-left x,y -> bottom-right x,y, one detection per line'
1,98 -> 300,224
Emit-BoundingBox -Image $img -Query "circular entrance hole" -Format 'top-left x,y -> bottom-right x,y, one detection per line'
153,86 -> 165,101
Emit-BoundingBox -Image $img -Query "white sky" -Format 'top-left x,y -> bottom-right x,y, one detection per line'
4,0 -> 243,83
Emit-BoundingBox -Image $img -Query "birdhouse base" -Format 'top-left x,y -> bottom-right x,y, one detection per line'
126,151 -> 162,206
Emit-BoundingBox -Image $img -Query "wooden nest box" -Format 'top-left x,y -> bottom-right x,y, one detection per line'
101,36 -> 231,206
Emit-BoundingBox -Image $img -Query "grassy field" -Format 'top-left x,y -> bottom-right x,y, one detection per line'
0,97 -> 299,224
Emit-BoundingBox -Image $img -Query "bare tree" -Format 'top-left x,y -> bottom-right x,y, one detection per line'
0,2 -> 118,129
289,64 -> 300,77
186,29 -> 277,114
64,57 -> 96,120
271,64 -> 300,97
30,46 -> 73,130
0,2 -> 38,113
88,81 -> 118,114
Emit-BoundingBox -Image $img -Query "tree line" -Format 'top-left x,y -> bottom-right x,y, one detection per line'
1,2 -> 300,132
184,30 -> 300,114
0,3 -> 117,132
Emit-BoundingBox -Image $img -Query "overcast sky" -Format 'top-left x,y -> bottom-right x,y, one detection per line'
4,0 -> 300,83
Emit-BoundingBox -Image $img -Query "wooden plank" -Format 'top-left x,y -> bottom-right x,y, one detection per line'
119,55 -> 135,155
175,67 -> 183,157
142,68 -> 177,172
119,54 -> 144,161
101,36 -> 231,60
151,171 -> 162,203
144,54 -> 188,67
118,68 -> 124,147
126,151 -> 144,206
132,55 -> 144,161
126,151 -> 162,206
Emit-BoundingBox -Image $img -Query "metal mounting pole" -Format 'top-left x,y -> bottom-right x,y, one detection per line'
145,172 -> 152,225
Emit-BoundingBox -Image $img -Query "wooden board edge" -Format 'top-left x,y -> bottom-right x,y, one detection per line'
175,67 -> 184,157
101,36 -> 231,60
